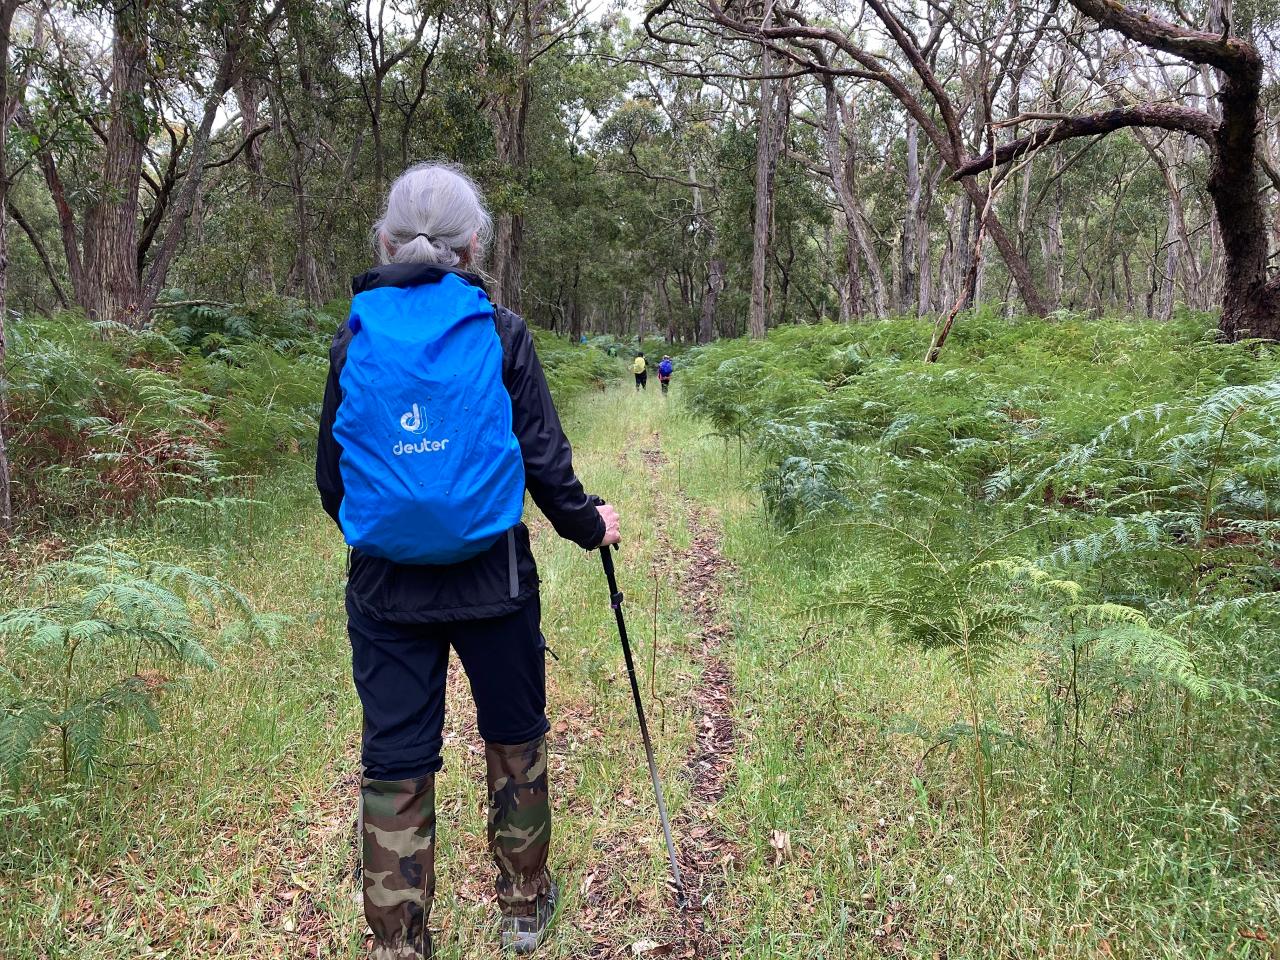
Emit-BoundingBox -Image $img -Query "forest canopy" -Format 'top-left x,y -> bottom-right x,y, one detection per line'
0,0 -> 1278,339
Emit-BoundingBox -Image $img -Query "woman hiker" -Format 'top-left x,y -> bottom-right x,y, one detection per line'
632,351 -> 647,390
658,355 -> 673,395
316,162 -> 622,959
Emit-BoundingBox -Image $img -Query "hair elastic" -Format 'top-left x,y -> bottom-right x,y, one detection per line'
413,233 -> 437,245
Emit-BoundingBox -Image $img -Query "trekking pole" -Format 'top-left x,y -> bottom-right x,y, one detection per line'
597,541 -> 687,907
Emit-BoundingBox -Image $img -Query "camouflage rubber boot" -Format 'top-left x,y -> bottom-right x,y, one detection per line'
499,878 -> 558,954
485,737 -> 555,953
361,774 -> 436,960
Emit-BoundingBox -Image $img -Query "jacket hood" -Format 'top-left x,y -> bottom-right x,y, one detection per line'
352,263 -> 488,295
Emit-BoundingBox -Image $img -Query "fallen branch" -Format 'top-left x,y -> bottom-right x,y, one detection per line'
154,299 -> 234,310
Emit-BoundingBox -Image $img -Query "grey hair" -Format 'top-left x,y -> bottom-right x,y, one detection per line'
374,162 -> 494,268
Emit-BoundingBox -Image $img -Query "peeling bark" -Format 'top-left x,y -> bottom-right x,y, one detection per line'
81,0 -> 151,323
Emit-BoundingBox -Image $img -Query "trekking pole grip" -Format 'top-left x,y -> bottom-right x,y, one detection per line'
588,493 -> 623,597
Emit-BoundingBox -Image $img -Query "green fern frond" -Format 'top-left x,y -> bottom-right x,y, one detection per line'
0,706 -> 57,785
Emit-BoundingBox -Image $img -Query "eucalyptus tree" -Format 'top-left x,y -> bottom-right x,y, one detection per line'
262,0 -> 361,302
471,0 -> 593,313
12,0 -> 282,324
0,0 -> 22,537
957,0 -> 1280,341
342,0 -> 436,191
646,0 -> 1059,317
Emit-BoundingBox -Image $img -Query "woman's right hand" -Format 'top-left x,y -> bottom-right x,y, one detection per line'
596,502 -> 621,547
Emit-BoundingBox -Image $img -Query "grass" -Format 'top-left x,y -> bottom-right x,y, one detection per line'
689,480 -> 1278,957
3,366 -> 1278,958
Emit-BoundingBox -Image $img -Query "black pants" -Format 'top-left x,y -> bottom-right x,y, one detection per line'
347,595 -> 549,780
635,372 -> 647,390
659,377 -> 670,394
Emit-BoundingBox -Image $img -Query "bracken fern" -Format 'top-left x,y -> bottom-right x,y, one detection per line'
0,544 -> 267,785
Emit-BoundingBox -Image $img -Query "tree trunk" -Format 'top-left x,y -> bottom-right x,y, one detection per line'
1209,61 -> 1276,339
233,75 -> 275,292
959,175 -> 1045,315
822,80 -> 873,321
748,34 -> 778,339
492,106 -> 528,312
28,137 -> 86,305
568,266 -> 582,342
289,171 -> 321,303
135,20 -> 246,323
82,0 -> 150,323
8,199 -> 68,308
918,162 -> 942,315
0,0 -> 17,536
490,0 -> 537,313
748,22 -> 791,338
927,179 -> 994,362
1159,192 -> 1179,321
690,154 -> 722,341
700,257 -> 723,342
850,203 -> 888,317
901,116 -> 920,312
1042,178 -> 1064,305
955,194 -> 975,310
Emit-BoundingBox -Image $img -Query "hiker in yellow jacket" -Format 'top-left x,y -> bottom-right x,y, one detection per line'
632,353 -> 648,391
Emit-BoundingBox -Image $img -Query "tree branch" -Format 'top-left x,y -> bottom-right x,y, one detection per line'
954,104 -> 1215,178
204,123 -> 271,170
7,198 -> 69,308
1067,0 -> 1258,74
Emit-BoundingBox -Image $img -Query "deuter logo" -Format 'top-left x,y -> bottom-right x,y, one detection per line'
400,403 -> 428,435
394,437 -> 450,456
393,402 -> 451,456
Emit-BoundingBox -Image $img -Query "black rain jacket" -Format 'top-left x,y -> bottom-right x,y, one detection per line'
315,263 -> 605,623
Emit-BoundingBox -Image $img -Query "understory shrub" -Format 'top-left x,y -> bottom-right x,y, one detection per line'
683,310 -> 1279,833
0,544 -> 276,787
5,305 -> 333,534
532,329 -> 625,406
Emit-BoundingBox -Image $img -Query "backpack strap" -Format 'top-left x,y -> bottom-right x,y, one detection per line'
507,528 -> 519,599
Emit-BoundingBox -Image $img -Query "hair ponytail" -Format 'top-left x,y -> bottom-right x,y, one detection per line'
373,163 -> 493,268
391,234 -> 454,266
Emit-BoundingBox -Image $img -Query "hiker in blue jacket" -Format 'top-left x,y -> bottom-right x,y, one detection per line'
657,355 -> 674,395
315,162 -> 620,960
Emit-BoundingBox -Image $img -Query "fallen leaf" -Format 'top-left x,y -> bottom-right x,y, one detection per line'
769,829 -> 792,867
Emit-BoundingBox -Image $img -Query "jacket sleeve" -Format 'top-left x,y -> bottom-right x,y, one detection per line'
500,309 -> 606,549
315,329 -> 349,527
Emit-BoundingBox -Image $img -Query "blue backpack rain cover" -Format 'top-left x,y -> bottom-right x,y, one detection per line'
333,274 -> 526,565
